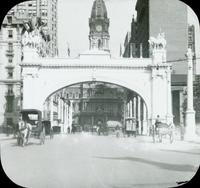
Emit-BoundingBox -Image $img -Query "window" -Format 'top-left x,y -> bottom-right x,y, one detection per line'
7,69 -> 13,79
8,43 -> 13,51
8,57 -> 12,63
6,96 -> 14,112
69,93 -> 72,98
73,94 -> 75,99
7,85 -> 13,95
7,118 -> 13,126
7,16 -> 12,24
8,30 -> 13,38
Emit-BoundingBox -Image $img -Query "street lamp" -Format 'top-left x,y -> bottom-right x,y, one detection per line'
185,48 -> 196,140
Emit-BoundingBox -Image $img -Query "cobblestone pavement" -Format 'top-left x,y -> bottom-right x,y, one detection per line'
0,132 -> 200,188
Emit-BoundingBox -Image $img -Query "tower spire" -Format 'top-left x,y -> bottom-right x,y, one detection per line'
89,0 -> 110,52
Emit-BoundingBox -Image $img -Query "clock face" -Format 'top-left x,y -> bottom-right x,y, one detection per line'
96,25 -> 102,32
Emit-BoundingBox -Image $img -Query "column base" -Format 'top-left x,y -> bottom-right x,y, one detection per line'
185,110 -> 196,141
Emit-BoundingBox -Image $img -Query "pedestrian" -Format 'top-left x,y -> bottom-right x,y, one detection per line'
25,121 -> 32,145
115,125 -> 120,138
17,116 -> 25,146
155,115 -> 161,128
67,126 -> 70,134
50,127 -> 54,139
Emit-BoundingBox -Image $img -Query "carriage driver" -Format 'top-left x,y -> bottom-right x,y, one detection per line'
18,115 -> 25,131
155,115 -> 162,128
24,120 -> 32,145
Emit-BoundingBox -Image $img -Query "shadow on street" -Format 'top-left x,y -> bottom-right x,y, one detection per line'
160,149 -> 200,156
93,156 -> 197,172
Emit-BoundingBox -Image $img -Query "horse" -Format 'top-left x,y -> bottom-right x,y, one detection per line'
153,122 -> 174,143
17,122 -> 29,147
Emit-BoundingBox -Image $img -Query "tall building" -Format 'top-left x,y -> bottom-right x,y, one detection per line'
0,14 -> 25,132
123,0 -> 196,126
124,0 -> 188,73
9,0 -> 58,57
89,0 -> 110,52
0,5 -> 52,131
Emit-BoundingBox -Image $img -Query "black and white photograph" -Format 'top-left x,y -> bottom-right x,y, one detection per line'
0,0 -> 200,187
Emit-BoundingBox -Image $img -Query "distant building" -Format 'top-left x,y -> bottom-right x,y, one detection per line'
89,0 -> 110,52
44,82 -> 126,133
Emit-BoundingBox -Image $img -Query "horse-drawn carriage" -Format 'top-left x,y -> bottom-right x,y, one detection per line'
124,118 -> 137,137
17,109 -> 46,146
152,122 -> 174,143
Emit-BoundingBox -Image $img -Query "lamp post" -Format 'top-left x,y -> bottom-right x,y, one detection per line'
185,48 -> 196,140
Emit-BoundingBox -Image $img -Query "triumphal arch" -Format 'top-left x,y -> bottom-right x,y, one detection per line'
20,34 -> 173,133
19,0 -> 173,133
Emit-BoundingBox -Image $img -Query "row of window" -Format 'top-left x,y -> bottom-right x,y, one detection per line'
7,43 -> 13,52
7,42 -> 14,78
6,85 -> 14,112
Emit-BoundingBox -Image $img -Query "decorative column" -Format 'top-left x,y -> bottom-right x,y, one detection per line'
50,96 -> 54,128
130,100 -> 133,117
60,99 -> 63,123
123,100 -> 126,125
140,43 -> 143,58
135,96 -> 139,134
140,98 -> 144,134
58,98 -> 61,121
185,48 -> 196,139
132,98 -> 134,118
148,33 -> 167,127
69,101 -> 73,129
62,102 -> 66,134
130,43 -> 133,58
143,103 -> 148,135
133,97 -> 136,118
137,96 -> 141,134
166,65 -> 173,124
127,101 -> 130,117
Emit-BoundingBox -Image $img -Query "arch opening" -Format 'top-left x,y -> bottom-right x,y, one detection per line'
43,81 -> 149,135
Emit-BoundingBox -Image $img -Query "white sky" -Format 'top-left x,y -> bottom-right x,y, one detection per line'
57,0 -> 136,58
57,0 -> 200,58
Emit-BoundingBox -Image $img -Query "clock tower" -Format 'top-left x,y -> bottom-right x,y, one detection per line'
89,0 -> 110,52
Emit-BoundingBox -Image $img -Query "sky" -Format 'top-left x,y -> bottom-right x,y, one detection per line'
57,0 -> 200,58
57,0 -> 136,58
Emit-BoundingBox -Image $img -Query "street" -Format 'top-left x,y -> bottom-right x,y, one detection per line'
1,133 -> 200,188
